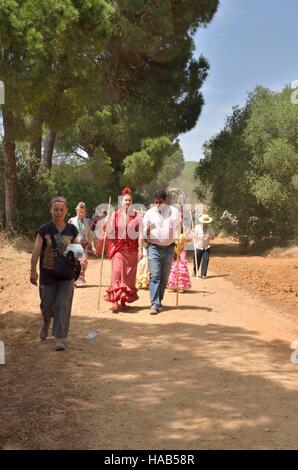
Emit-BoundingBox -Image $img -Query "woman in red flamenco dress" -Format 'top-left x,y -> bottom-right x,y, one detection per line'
104,188 -> 142,313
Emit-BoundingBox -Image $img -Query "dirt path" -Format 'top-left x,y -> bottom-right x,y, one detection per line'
1,245 -> 298,450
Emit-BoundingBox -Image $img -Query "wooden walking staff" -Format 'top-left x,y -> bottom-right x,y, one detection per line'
190,208 -> 199,278
97,196 -> 112,310
167,187 -> 186,307
175,246 -> 180,306
175,205 -> 184,307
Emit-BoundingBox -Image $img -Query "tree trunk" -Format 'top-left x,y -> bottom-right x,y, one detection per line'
2,110 -> 17,232
29,115 -> 42,161
43,128 -> 56,170
30,136 -> 42,161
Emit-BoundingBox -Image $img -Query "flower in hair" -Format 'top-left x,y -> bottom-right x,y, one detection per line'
122,187 -> 132,194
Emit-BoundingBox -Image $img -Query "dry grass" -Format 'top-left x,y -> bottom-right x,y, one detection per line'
266,246 -> 298,259
0,231 -> 33,258
215,235 -> 298,259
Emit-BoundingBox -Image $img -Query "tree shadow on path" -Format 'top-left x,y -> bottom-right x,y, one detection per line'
0,309 -> 297,450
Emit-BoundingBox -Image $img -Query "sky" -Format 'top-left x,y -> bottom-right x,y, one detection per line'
179,0 -> 298,161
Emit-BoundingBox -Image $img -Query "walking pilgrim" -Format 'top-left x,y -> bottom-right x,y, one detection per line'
30,197 -> 80,351
142,190 -> 181,314
104,188 -> 142,313
68,201 -> 96,285
193,214 -> 215,278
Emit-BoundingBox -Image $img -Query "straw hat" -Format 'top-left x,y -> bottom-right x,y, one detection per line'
199,214 -> 213,224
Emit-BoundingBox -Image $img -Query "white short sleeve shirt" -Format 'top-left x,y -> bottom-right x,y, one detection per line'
194,224 -> 215,250
143,205 -> 181,246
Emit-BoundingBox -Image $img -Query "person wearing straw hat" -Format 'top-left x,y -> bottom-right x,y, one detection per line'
193,214 -> 215,279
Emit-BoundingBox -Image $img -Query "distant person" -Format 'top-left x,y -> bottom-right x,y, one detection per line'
94,210 -> 108,257
193,214 -> 215,279
30,197 -> 79,351
69,201 -> 96,285
90,208 -> 100,232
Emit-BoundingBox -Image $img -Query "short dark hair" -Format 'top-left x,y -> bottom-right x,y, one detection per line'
153,190 -> 167,201
50,196 -> 68,207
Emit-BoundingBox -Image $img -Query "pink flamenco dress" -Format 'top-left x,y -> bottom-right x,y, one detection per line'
167,234 -> 191,291
104,210 -> 140,305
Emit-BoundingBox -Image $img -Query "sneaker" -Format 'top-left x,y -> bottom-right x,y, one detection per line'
158,305 -> 163,312
201,275 -> 207,279
39,318 -> 50,341
53,339 -> 66,351
150,306 -> 159,315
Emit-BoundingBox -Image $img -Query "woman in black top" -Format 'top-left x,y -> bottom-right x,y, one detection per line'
30,197 -> 78,351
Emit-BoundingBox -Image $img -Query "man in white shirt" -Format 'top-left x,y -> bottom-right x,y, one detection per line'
142,190 -> 181,314
193,214 -> 215,279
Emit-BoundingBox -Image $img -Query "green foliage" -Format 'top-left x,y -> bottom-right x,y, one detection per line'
122,151 -> 155,187
196,86 -> 298,247
14,149 -> 56,235
56,0 -> 218,181
0,0 -> 113,137
0,0 -> 219,231
121,137 -> 185,200
51,159 -> 115,217
0,142 -> 115,235
253,175 -> 284,209
171,161 -> 200,204
155,149 -> 184,187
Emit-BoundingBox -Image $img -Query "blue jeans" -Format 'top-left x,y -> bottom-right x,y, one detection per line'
148,243 -> 175,309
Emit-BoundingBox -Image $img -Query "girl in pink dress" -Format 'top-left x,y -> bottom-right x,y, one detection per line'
104,188 -> 142,313
167,232 -> 192,293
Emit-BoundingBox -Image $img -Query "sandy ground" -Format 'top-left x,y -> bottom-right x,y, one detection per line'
0,238 -> 298,450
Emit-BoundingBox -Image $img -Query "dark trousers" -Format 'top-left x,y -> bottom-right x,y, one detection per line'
193,248 -> 211,277
39,279 -> 74,339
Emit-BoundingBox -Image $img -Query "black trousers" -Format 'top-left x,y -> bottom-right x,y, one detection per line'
193,248 -> 211,276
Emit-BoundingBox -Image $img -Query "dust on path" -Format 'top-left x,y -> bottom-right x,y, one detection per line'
0,243 -> 298,450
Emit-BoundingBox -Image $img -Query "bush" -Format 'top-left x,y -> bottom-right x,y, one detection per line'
15,150 -> 56,236
51,164 -> 116,218
196,86 -> 298,249
0,143 -> 118,236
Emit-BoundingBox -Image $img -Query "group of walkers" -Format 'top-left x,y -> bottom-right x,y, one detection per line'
30,189 -> 215,351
